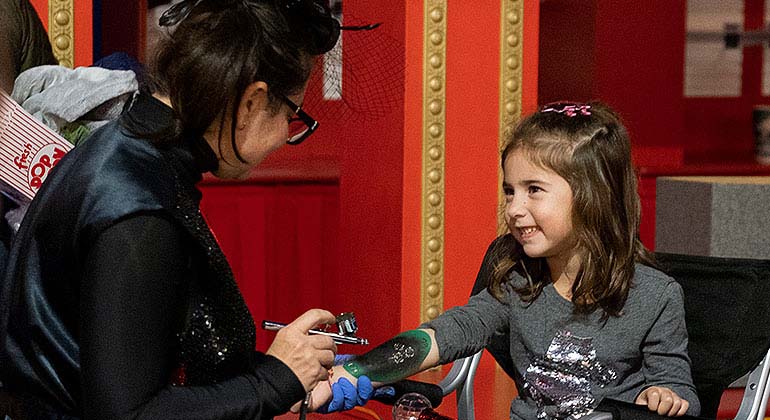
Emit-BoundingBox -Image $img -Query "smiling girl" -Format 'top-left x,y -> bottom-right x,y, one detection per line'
309,102 -> 700,419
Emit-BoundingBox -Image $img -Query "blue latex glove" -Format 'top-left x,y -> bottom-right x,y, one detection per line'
334,354 -> 355,365
318,355 -> 392,412
317,376 -> 374,413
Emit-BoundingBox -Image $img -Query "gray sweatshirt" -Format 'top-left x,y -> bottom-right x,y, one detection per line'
425,264 -> 700,419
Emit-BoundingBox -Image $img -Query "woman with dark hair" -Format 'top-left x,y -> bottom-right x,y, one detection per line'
0,1 -> 361,419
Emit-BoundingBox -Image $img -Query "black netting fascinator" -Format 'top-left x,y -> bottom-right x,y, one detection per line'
304,4 -> 404,122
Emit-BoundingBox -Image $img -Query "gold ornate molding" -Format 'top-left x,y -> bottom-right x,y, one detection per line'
498,0 -> 523,228
49,0 -> 75,68
421,0 -> 447,323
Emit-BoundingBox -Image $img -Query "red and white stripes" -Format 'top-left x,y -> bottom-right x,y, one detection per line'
0,91 -> 73,202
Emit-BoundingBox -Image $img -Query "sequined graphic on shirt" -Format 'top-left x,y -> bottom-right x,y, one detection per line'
524,330 -> 617,419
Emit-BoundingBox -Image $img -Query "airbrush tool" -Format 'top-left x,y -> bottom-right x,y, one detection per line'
261,312 -> 368,346
262,312 -> 368,420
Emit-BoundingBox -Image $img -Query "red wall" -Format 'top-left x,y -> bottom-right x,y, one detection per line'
442,2 -> 514,309
539,1 -> 596,104
596,1 -> 687,151
334,0 -> 406,349
540,0 -> 686,154
539,0 -> 770,162
200,182 -> 340,351
539,0 -> 770,247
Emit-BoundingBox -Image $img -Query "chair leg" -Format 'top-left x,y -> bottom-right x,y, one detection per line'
456,352 -> 482,420
755,363 -> 770,420
734,348 -> 770,420
438,354 -> 474,396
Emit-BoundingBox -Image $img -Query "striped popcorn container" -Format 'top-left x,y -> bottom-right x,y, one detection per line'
0,90 -> 73,203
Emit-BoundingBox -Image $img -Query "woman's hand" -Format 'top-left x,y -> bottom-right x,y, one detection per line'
316,375 -> 373,413
290,363 -> 364,413
265,309 -> 337,392
635,386 -> 690,417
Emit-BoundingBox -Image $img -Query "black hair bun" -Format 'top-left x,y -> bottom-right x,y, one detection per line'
281,0 -> 341,54
307,15 -> 341,54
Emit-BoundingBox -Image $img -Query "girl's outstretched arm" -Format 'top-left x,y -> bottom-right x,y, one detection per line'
340,329 -> 440,383
305,329 -> 440,410
305,284 -> 510,412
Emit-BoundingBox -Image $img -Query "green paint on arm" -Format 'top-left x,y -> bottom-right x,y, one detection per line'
343,329 -> 432,383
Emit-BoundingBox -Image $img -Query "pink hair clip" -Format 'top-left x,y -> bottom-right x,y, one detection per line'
540,102 -> 592,117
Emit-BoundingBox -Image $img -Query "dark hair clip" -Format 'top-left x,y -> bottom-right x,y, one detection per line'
541,102 -> 592,117
159,0 -> 203,27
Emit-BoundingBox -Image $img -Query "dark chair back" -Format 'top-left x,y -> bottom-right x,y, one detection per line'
655,253 -> 770,418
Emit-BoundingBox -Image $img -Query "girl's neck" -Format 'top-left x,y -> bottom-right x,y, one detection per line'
547,252 -> 581,300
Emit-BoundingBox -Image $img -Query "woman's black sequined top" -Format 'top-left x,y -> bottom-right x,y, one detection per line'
0,93 -> 306,419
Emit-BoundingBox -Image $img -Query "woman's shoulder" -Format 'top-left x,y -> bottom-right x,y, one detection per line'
38,122 -> 181,223
68,123 -> 173,188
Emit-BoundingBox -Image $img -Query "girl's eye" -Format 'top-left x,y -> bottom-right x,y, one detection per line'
503,187 -> 514,201
528,185 -> 543,194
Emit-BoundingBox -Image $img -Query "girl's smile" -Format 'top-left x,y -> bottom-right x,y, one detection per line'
515,225 -> 540,241
503,148 -> 578,274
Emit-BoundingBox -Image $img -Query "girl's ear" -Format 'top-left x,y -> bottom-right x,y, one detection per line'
236,81 -> 269,130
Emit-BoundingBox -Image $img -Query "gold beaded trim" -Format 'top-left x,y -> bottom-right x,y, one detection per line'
49,0 -> 75,68
498,0 -> 523,228
421,0 -> 447,323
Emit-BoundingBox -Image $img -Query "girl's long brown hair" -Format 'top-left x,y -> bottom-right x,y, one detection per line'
489,102 -> 655,317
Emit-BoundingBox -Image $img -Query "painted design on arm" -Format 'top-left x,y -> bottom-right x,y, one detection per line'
342,330 -> 432,383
